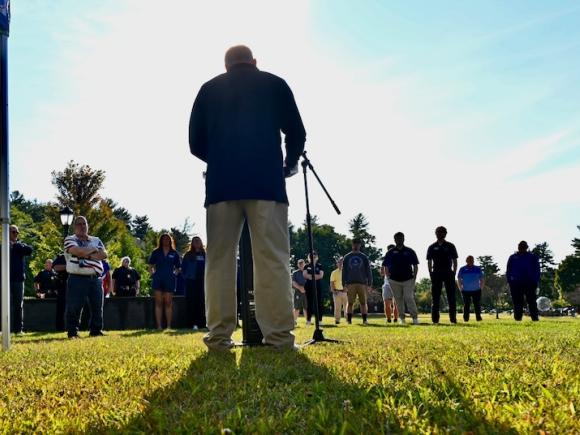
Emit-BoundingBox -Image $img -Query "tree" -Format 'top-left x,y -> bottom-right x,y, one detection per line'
555,255 -> 580,307
532,242 -> 557,299
132,215 -> 152,241
171,219 -> 193,253
572,226 -> 580,256
414,278 -> 432,313
51,161 -> 105,215
477,255 -> 509,311
10,191 -> 45,222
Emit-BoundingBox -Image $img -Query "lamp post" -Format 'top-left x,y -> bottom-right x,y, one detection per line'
59,206 -> 74,238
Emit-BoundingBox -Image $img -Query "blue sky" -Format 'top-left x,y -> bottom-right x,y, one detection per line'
8,1 -> 580,274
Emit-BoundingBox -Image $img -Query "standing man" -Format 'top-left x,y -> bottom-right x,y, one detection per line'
189,45 -> 306,351
111,257 -> 141,297
382,233 -> 420,325
380,244 -> 398,323
52,252 -> 68,331
34,259 -> 57,299
291,259 -> 307,325
2,225 -> 33,334
330,257 -> 347,324
427,226 -> 459,324
342,239 -> 372,325
506,241 -> 540,321
457,256 -> 484,322
64,216 -> 108,338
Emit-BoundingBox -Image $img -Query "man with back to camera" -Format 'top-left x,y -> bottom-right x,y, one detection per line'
427,226 -> 459,324
506,241 -> 540,321
189,45 -> 306,351
342,239 -> 372,325
457,255 -> 485,322
64,216 -> 108,338
382,234 -> 420,325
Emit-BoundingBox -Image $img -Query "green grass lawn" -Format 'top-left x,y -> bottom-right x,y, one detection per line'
1,315 -> 579,434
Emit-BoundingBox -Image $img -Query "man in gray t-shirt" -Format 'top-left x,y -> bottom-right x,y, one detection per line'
291,259 -> 307,324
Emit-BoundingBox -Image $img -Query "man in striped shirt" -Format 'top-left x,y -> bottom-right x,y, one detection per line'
64,215 -> 108,338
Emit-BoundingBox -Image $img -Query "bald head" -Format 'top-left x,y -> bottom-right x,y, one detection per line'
225,45 -> 256,70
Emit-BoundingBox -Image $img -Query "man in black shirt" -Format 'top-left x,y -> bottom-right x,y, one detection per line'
112,257 -> 141,297
52,253 -> 68,331
382,232 -> 419,325
34,259 -> 57,299
427,226 -> 458,324
189,45 -> 306,351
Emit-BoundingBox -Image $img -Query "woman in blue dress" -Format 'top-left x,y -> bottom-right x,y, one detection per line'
182,236 -> 207,330
148,233 -> 181,329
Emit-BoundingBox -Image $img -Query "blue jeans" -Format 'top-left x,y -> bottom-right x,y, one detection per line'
66,275 -> 104,336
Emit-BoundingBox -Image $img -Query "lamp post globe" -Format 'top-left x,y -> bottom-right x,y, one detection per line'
59,206 -> 74,237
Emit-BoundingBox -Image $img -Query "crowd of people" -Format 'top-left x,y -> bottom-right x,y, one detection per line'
2,218 -> 207,336
292,226 -> 542,327
2,218 -> 543,338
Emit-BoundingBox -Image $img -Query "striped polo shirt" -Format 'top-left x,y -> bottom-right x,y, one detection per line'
64,235 -> 105,276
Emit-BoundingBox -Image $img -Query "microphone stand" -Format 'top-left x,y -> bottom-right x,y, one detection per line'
300,151 -> 341,345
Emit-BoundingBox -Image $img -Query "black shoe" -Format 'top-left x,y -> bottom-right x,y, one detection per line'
68,334 -> 80,339
476,317 -> 483,322
89,330 -> 105,337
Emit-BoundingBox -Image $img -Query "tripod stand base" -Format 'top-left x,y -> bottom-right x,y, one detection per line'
303,327 -> 341,345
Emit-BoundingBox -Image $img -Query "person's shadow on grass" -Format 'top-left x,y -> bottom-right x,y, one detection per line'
106,346 -> 403,433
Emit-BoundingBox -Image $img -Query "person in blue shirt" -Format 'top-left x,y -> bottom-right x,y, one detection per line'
457,256 -> 485,322
148,233 -> 181,329
506,241 -> 540,321
181,236 -> 207,330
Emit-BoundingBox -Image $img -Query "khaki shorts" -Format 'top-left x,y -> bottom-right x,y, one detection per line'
347,283 -> 367,305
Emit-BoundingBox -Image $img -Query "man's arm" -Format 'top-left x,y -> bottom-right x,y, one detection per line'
279,80 -> 306,169
428,259 -> 433,274
452,258 -> 458,274
111,278 -> 117,296
413,265 -> 419,280
366,257 -> 373,287
189,85 -> 208,163
292,279 -> 305,293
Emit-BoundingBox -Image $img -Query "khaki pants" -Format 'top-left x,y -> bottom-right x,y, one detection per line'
347,283 -> 368,306
333,291 -> 348,321
204,200 -> 294,350
389,278 -> 418,320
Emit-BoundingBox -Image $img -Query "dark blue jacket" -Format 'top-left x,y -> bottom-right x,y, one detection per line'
10,242 -> 33,283
189,63 -> 306,207
506,252 -> 540,285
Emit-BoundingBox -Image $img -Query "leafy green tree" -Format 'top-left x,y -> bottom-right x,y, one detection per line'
414,278 -> 432,313
477,256 -> 510,310
51,161 -> 105,216
10,191 -> 46,222
555,255 -> 580,307
132,215 -> 152,241
171,219 -> 193,254
532,242 -> 557,299
572,226 -> 580,256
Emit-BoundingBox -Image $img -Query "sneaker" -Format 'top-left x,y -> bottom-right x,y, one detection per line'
387,318 -> 392,323
335,320 -> 340,325
68,334 -> 80,340
89,330 -> 105,337
363,320 -> 369,325
412,318 -> 419,325
192,325 -> 199,331
398,318 -> 406,325
347,320 -> 352,325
